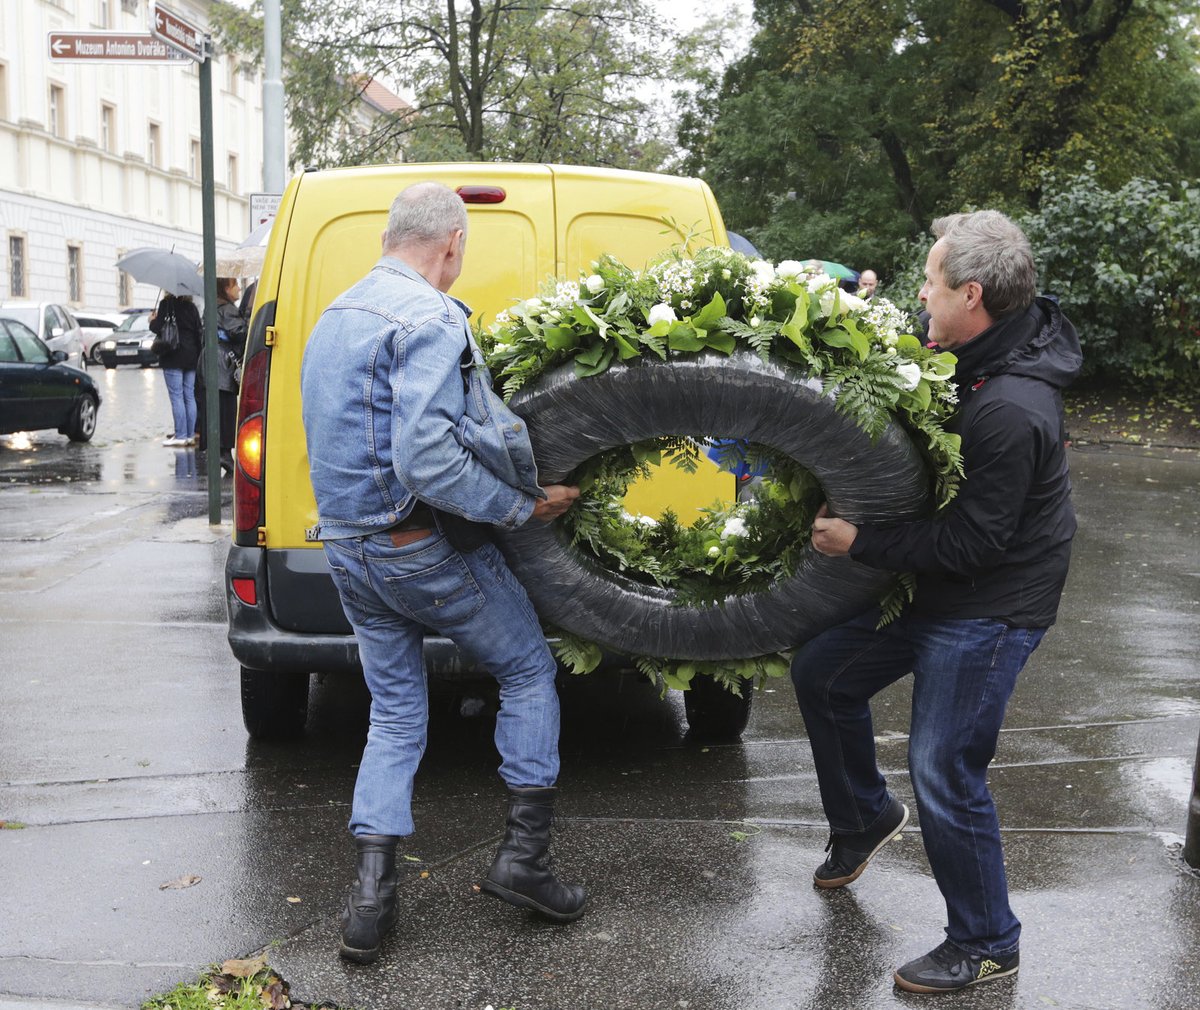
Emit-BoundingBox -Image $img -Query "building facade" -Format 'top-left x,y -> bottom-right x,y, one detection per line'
1,0 -> 279,310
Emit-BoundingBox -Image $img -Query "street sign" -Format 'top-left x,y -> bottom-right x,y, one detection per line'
250,193 -> 282,228
151,3 -> 206,63
47,32 -> 189,63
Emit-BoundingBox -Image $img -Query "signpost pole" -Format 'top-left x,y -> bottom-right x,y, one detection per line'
199,49 -> 221,524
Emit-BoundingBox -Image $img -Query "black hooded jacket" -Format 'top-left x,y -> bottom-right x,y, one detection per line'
849,296 -> 1083,627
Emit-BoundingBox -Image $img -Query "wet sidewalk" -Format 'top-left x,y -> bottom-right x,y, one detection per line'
0,434 -> 1197,1010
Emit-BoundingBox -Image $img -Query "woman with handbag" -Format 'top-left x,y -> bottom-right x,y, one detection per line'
149,293 -> 202,447
197,277 -> 247,471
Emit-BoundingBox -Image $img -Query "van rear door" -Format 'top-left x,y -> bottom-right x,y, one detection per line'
550,165 -> 736,519
551,165 -> 728,276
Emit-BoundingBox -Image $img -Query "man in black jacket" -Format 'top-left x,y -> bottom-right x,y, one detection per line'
791,210 -> 1082,994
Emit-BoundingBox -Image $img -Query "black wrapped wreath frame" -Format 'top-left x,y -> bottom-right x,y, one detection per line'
496,350 -> 931,661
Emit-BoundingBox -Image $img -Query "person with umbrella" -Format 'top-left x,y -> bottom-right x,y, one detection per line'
149,292 -> 202,446
115,248 -> 205,447
196,277 -> 246,471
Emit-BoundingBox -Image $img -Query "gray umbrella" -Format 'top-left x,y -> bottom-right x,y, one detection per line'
115,247 -> 206,297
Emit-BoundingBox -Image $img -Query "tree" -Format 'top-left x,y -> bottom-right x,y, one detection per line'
212,0 -> 681,170
682,0 -> 1200,272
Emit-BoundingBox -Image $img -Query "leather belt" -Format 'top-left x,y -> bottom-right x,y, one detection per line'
387,503 -> 435,547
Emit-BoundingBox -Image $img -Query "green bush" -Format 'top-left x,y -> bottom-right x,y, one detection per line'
884,167 -> 1200,384
1019,166 -> 1200,383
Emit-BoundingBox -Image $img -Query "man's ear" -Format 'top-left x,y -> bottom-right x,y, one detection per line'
963,280 -> 985,311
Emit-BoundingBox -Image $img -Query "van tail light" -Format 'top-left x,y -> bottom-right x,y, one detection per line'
456,185 -> 506,204
235,348 -> 268,534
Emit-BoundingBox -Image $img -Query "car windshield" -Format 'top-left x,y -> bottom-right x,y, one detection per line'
116,314 -> 151,333
1,307 -> 38,329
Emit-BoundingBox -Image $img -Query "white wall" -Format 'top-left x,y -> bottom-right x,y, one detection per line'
0,0 -> 288,310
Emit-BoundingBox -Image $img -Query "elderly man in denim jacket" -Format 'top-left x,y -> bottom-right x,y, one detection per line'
301,182 -> 584,965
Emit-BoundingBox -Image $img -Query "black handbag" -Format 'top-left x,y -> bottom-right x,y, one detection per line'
151,314 -> 180,357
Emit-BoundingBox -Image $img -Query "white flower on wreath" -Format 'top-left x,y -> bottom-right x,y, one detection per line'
707,545 -> 721,558
585,274 -> 605,294
521,296 -> 544,314
776,260 -> 806,280
622,511 -> 658,528
895,361 -> 922,391
721,517 -> 749,540
648,303 -> 677,327
749,260 -> 776,284
550,281 -> 580,308
817,287 -> 867,318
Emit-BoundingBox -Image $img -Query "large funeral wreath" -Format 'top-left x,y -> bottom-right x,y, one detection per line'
479,246 -> 963,694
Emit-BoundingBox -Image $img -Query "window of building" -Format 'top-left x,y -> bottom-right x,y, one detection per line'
67,245 -> 83,303
0,64 -> 8,122
118,266 -> 132,307
9,236 -> 26,298
121,0 -> 139,13
100,103 -> 115,153
98,0 -> 113,28
228,153 -> 238,193
148,121 -> 161,167
48,84 -> 66,138
226,57 -> 239,97
189,139 -> 200,179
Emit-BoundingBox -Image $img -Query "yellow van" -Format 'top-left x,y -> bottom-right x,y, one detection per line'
225,163 -> 744,738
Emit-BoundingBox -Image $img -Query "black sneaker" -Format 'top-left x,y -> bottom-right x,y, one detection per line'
894,939 -> 1019,993
813,795 -> 908,888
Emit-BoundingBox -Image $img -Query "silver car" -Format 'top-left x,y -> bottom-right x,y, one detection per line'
0,301 -> 86,371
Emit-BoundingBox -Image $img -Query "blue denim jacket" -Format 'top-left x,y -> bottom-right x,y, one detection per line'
301,257 -> 543,540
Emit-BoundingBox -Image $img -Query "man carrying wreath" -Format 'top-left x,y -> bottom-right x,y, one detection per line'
300,182 -> 584,964
792,210 -> 1082,994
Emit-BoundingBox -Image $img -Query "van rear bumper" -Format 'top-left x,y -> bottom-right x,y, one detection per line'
224,544 -> 478,679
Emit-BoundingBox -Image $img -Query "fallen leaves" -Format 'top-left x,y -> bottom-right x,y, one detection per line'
159,873 -> 203,890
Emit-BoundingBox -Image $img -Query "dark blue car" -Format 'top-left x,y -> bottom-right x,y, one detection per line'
0,316 -> 101,442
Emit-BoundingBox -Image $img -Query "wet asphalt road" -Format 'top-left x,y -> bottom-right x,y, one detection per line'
0,366 -> 1198,1010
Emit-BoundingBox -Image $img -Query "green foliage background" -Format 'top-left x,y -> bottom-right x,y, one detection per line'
681,1 -> 1200,357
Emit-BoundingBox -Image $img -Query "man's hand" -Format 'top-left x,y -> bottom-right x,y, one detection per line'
530,484 -> 580,522
811,502 -> 858,557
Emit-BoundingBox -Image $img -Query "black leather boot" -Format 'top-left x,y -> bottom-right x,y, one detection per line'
480,786 -> 586,922
339,834 -> 400,964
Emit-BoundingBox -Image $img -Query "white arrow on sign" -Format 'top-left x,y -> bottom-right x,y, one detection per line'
51,38 -> 70,55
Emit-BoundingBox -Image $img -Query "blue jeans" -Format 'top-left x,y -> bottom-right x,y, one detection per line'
791,608 -> 1045,956
162,368 -> 197,440
322,531 -> 560,837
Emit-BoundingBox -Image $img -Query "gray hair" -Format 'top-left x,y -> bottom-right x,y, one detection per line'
931,210 -> 1036,317
383,181 -> 468,251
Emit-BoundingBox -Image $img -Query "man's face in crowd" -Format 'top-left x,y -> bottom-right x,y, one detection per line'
858,270 -> 877,297
919,239 -> 976,349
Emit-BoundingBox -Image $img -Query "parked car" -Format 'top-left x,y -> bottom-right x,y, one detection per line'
0,317 -> 101,441
96,311 -> 158,368
0,301 -> 86,370
75,310 -> 129,364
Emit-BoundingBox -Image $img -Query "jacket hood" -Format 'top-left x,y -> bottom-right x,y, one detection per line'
948,296 -> 1083,392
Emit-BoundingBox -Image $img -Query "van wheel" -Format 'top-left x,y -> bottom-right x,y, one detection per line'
65,393 -> 98,442
240,667 -> 310,739
683,677 -> 754,741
